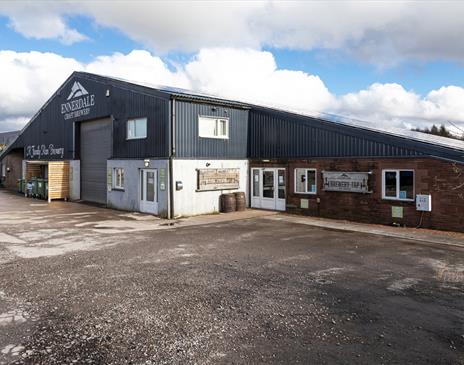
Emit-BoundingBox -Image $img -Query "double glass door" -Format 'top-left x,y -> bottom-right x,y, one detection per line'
251,168 -> 286,211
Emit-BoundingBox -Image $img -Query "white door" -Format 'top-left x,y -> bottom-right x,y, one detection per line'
251,168 -> 286,211
276,168 -> 286,211
251,168 -> 261,208
140,169 -> 158,214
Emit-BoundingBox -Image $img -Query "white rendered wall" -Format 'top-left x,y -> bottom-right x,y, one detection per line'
172,159 -> 249,217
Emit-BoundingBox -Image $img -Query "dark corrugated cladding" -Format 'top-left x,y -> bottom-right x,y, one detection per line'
248,107 -> 464,162
5,72 -> 171,161
174,100 -> 249,159
2,71 -> 463,164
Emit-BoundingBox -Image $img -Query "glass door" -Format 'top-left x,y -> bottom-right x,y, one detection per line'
276,169 -> 286,211
140,169 -> 158,214
251,168 -> 261,208
261,169 -> 276,210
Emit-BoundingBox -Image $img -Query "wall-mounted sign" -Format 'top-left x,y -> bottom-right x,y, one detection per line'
322,171 -> 371,193
107,168 -> 112,192
61,81 -> 95,120
159,168 -> 166,191
391,206 -> 403,218
26,144 -> 65,159
197,168 -> 240,191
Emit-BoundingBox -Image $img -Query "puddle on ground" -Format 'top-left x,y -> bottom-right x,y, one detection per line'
422,258 -> 464,283
387,278 -> 419,292
1,344 -> 24,357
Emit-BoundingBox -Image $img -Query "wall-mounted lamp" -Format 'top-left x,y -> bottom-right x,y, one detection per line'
6,167 -> 10,173
206,162 -> 211,167
224,110 -> 228,115
106,89 -> 110,97
211,107 -> 217,112
144,159 -> 150,167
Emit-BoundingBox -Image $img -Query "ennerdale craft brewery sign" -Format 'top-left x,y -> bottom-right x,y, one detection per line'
197,168 -> 240,191
322,171 -> 371,193
61,81 -> 95,120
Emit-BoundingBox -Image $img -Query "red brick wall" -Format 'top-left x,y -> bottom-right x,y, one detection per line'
251,157 -> 464,233
1,150 -> 23,190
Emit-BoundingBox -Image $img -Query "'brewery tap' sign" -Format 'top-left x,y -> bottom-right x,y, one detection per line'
26,144 -> 65,159
61,81 -> 95,120
322,171 -> 371,193
197,168 -> 240,191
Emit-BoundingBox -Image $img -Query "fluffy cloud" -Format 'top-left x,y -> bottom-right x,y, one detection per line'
334,83 -> 464,132
0,2 -> 87,45
185,48 -> 334,112
2,1 -> 464,63
0,49 -> 463,137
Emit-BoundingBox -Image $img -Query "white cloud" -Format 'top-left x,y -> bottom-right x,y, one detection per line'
2,1 -> 464,63
0,50 -> 82,117
185,48 -> 334,112
334,83 -> 464,132
0,49 -> 463,137
0,116 -> 30,132
85,50 -> 190,89
0,2 -> 87,45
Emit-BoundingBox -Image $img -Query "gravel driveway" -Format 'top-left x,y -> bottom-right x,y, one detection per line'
0,190 -> 463,364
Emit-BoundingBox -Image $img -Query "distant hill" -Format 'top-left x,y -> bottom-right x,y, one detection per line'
0,131 -> 20,152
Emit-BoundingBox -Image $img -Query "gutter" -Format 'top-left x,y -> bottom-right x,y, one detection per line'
168,97 -> 176,220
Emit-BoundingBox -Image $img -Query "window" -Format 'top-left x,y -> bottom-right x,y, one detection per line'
295,168 -> 317,194
1,163 -> 5,178
382,169 -> 414,200
127,118 -> 147,139
198,116 -> 229,139
113,168 -> 124,189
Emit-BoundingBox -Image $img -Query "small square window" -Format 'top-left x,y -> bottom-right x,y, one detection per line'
113,168 -> 124,189
382,169 -> 414,201
198,116 -> 229,139
127,118 -> 147,139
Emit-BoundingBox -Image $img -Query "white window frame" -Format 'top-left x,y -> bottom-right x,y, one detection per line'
113,167 -> 125,190
294,168 -> 317,194
198,116 -> 229,139
381,169 -> 415,201
127,117 -> 147,140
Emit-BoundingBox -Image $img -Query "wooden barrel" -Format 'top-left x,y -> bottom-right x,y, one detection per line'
234,192 -> 246,211
220,193 -> 236,213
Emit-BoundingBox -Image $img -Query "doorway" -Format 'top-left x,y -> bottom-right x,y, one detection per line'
251,168 -> 286,211
140,169 -> 158,214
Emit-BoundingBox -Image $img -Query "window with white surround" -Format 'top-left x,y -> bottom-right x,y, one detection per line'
1,163 -> 5,177
295,168 -> 317,194
113,168 -> 125,189
127,118 -> 147,139
198,116 -> 229,139
382,169 -> 414,200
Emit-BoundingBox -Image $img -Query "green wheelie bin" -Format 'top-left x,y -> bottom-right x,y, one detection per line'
30,177 -> 38,198
37,178 -> 46,199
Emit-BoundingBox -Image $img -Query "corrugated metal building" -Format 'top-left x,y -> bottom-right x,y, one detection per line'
1,71 -> 463,231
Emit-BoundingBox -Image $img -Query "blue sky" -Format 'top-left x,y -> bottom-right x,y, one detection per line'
0,1 -> 463,133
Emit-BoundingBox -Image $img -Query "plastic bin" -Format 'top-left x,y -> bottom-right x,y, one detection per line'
30,177 -> 38,198
37,178 -> 46,199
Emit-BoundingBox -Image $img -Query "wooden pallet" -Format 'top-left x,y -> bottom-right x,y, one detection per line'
48,161 -> 70,202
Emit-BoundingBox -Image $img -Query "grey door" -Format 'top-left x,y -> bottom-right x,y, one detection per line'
80,118 -> 112,204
